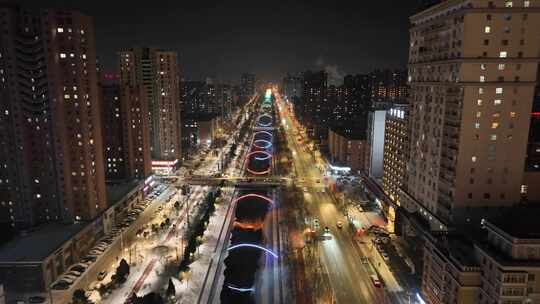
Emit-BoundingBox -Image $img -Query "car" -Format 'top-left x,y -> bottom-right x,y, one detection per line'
59,276 -> 76,284
313,218 -> 320,227
336,221 -> 343,229
370,275 -> 382,288
70,264 -> 87,273
324,226 -> 330,234
82,256 -> 97,263
28,296 -> 46,303
51,281 -> 71,290
97,270 -> 108,281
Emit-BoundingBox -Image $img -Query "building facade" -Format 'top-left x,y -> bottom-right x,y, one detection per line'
382,105 -> 409,206
282,73 -> 303,100
328,128 -> 367,172
422,207 -> 540,304
119,48 -> 181,162
0,5 -> 107,227
365,110 -> 387,179
100,82 -> 151,181
240,73 -> 255,101
401,0 -> 540,229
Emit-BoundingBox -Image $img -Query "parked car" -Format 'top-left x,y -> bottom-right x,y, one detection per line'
28,296 -> 46,303
82,256 -> 97,263
51,281 -> 71,290
97,270 -> 108,281
70,264 -> 87,273
370,275 -> 382,288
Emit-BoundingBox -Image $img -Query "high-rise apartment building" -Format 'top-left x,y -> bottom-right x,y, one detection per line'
382,105 -> 409,205
240,73 -> 255,101
0,5 -> 107,228
401,0 -> 540,230
301,70 -> 329,139
100,81 -> 151,181
282,73 -> 303,100
119,48 -> 181,162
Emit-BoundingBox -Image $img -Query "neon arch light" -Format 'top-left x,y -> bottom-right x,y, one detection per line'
247,150 -> 272,161
232,193 -> 274,206
227,243 -> 278,259
253,139 -> 272,150
246,167 -> 270,175
227,284 -> 255,293
256,114 -> 273,127
253,131 -> 273,140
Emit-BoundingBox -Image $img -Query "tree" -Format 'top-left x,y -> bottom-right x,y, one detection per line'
166,278 -> 176,299
141,292 -> 164,304
72,289 -> 88,304
115,258 -> 130,283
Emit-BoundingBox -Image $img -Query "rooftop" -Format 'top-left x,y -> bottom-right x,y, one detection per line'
0,180 -> 142,264
106,179 -> 142,206
487,204 -> 540,240
0,222 -> 86,263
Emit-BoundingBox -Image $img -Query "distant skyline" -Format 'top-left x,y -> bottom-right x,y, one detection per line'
14,0 -> 422,84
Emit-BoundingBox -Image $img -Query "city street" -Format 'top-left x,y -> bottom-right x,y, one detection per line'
276,92 -> 408,304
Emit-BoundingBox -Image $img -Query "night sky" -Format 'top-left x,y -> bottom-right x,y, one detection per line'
16,0 -> 422,84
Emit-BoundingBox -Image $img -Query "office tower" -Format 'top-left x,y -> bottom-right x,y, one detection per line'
402,0 -> 540,230
100,81 -> 151,181
240,73 -> 255,101
0,6 -> 107,228
119,48 -> 181,162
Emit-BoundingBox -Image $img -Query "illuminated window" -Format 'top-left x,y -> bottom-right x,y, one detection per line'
490,134 -> 497,141
480,75 -> 486,82
498,63 -> 506,70
475,122 -> 481,129
477,99 -> 483,106
496,87 -> 504,94
494,99 -> 502,105
57,27 -> 64,33
479,88 -> 484,94
492,122 -> 499,129
485,26 -> 491,33
493,112 -> 501,118
481,63 -> 487,70
60,53 -> 66,58
500,51 -> 508,58
505,1 -> 513,7
472,156 -> 477,162
510,111 -> 517,118
476,111 -> 482,118
524,1 -> 530,7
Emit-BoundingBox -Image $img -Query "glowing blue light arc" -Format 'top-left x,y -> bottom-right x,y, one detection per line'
227,243 -> 278,259
227,284 -> 255,293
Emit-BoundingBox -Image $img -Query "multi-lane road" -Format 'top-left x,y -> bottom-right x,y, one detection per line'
276,92 -> 406,304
